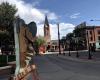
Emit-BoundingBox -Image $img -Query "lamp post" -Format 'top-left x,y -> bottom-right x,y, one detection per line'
76,38 -> 79,58
62,39 -> 65,55
90,19 -> 100,21
68,40 -> 71,56
57,23 -> 61,55
86,31 -> 92,59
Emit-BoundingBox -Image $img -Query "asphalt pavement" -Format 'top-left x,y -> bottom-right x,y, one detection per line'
34,54 -> 100,80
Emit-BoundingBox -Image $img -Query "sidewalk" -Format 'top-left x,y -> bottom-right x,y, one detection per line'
54,51 -> 100,63
0,66 -> 12,80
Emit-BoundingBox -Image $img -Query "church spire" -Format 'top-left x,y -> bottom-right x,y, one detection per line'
44,15 -> 51,43
44,15 -> 49,27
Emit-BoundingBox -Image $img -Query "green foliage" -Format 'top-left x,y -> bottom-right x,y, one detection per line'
66,33 -> 74,40
0,2 -> 17,28
0,55 -> 7,67
8,55 -> 16,62
34,36 -> 46,47
0,2 -> 17,46
33,36 -> 45,55
73,27 -> 86,37
0,55 -> 15,67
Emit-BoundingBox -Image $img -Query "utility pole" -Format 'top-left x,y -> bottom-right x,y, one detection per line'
57,23 -> 61,55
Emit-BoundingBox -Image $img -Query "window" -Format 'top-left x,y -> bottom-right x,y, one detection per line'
90,37 -> 93,41
90,31 -> 92,35
98,30 -> 100,34
98,36 -> 100,41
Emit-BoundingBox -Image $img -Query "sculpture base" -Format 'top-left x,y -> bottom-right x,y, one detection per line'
10,64 -> 36,80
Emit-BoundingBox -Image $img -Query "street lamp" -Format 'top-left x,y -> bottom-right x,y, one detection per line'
63,39 -> 65,55
86,31 -> 92,59
57,23 -> 61,55
68,40 -> 71,56
90,19 -> 100,21
75,38 -> 79,58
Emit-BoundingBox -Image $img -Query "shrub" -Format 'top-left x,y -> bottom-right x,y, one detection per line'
0,55 -> 7,67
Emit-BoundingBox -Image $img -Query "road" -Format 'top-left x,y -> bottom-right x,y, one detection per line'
34,54 -> 100,80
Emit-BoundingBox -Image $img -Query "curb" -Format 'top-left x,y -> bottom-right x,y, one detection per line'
0,66 -> 12,70
57,55 -> 100,64
0,66 -> 12,76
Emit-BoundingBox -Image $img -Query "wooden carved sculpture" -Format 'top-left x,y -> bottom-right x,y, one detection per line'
13,17 -> 38,80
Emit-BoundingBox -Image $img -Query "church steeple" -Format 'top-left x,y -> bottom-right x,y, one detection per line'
44,15 -> 49,27
44,15 -> 51,43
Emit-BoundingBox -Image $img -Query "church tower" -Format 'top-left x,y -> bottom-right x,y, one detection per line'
44,15 -> 51,44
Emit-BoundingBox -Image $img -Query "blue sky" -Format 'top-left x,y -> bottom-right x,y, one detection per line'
24,0 -> 100,25
1,0 -> 100,40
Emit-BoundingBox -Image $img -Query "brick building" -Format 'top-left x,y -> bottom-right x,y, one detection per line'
74,22 -> 100,50
86,26 -> 100,50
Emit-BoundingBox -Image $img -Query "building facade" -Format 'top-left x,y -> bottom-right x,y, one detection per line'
86,26 -> 100,50
74,22 -> 100,50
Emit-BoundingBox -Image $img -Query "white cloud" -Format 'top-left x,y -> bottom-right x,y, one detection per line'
58,23 -> 75,39
0,0 -> 58,24
0,0 -> 75,40
37,23 -> 75,40
70,13 -> 80,19
37,24 -> 44,36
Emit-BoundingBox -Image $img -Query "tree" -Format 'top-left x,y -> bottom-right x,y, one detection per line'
60,36 -> 66,49
33,36 -> 46,55
73,26 -> 87,50
66,33 -> 75,50
0,2 -> 17,40
0,2 -> 17,29
0,2 -> 17,47
66,33 -> 74,40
